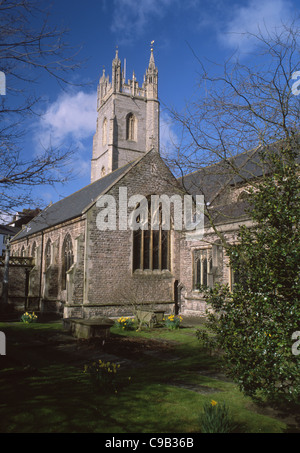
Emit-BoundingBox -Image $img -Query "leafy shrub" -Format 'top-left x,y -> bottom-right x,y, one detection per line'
200,149 -> 300,404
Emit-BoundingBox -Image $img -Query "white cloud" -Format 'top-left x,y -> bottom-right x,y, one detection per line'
32,90 -> 97,180
34,90 -> 97,152
160,111 -> 179,158
219,0 -> 295,53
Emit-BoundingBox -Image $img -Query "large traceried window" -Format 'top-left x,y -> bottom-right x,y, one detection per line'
126,113 -> 137,141
133,199 -> 170,272
194,249 -> 213,289
62,234 -> 74,290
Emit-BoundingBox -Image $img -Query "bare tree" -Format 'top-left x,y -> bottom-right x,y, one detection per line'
166,21 -> 300,247
0,0 -> 84,214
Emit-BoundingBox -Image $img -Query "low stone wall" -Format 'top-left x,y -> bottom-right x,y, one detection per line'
64,301 -> 174,319
182,293 -> 208,316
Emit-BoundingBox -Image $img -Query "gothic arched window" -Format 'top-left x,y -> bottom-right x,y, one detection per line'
102,117 -> 107,146
126,113 -> 137,141
62,234 -> 74,290
101,166 -> 106,177
194,249 -> 212,289
45,239 -> 51,268
133,198 -> 170,272
31,242 -> 36,258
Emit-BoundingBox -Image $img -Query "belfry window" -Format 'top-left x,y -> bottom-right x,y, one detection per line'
133,199 -> 170,272
62,234 -> 74,290
102,117 -> 107,146
126,113 -> 137,141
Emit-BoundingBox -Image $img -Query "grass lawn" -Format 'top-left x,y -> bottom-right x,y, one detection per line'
0,317 -> 297,433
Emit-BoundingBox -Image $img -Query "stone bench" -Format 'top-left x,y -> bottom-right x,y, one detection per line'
63,317 -> 115,340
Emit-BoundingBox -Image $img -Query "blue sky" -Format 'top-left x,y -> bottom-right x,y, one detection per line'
10,0 -> 300,208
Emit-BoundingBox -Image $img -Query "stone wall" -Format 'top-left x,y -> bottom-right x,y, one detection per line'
10,217 -> 86,315
179,223 -> 252,316
0,265 -> 29,313
80,148 -> 185,319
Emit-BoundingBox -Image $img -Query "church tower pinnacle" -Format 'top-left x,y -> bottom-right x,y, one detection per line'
91,45 -> 160,183
145,41 -> 159,152
112,47 -> 122,93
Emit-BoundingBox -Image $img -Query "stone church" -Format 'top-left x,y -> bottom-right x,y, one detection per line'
8,47 -> 257,318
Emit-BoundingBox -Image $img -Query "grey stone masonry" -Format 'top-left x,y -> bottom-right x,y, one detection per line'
91,46 -> 159,182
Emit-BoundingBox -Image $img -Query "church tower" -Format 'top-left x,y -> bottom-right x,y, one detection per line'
91,44 -> 160,183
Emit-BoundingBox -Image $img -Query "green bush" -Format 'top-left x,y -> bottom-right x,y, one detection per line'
200,149 -> 300,404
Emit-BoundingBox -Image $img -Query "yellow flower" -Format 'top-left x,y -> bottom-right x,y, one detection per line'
211,400 -> 218,406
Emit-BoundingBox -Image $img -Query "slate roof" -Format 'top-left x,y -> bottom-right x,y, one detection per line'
179,139 -> 299,225
179,147 -> 263,203
179,140 -> 300,202
12,160 -> 136,242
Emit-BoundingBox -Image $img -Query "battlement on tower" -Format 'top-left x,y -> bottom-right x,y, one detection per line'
97,71 -> 148,109
97,46 -> 158,110
91,45 -> 160,183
